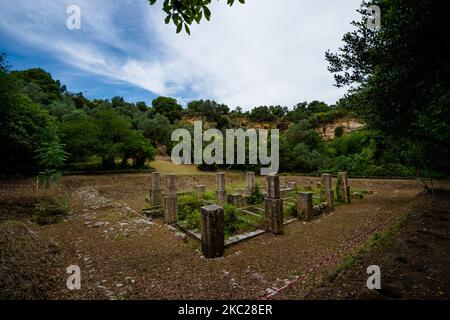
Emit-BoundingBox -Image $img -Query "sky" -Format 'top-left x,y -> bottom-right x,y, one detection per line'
0,0 -> 362,109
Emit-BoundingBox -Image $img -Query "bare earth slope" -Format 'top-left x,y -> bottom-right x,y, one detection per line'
305,189 -> 450,300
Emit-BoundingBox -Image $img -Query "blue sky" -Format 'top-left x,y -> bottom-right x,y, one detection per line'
0,0 -> 362,109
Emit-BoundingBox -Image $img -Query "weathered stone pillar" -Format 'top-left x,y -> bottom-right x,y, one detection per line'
336,172 -> 351,204
265,175 -> 283,234
320,174 -> 332,202
164,174 -> 178,224
246,172 -> 256,194
326,189 -> 334,210
320,173 -> 334,210
215,173 -> 227,206
297,192 -> 313,221
228,194 -> 244,208
150,172 -> 162,207
201,205 -> 225,259
196,185 -> 206,199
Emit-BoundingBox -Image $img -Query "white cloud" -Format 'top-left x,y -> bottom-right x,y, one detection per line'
147,0 -> 362,108
0,0 -> 362,109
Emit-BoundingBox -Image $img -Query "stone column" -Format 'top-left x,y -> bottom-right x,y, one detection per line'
336,172 -> 351,204
150,172 -> 162,207
297,192 -> 313,221
326,189 -> 334,210
215,173 -> 227,206
320,173 -> 334,210
201,205 -> 225,259
264,175 -> 283,234
196,185 -> 206,199
320,174 -> 332,202
246,172 -> 256,194
164,174 -> 178,224
228,194 -> 244,208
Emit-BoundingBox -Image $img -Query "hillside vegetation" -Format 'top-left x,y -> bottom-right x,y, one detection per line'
0,51 -> 444,179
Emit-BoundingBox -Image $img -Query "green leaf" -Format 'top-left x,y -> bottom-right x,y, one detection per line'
203,6 -> 211,21
176,22 -> 183,33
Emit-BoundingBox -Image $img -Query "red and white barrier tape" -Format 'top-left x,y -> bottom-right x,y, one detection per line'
261,216 -> 396,300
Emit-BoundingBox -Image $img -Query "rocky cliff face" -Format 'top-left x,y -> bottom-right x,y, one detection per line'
316,118 -> 365,141
182,115 -> 364,141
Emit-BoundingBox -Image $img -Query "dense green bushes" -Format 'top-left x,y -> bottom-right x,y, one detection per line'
1,51 -> 443,179
0,56 -> 159,175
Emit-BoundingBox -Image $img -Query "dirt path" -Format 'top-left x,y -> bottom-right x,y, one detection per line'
305,189 -> 450,300
0,173 -> 432,299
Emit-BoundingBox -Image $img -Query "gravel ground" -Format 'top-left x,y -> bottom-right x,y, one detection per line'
0,173 -> 434,300
305,189 -> 450,300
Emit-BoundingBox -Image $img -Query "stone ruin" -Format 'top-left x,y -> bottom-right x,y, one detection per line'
146,171 -> 352,259
264,175 -> 284,235
336,172 -> 351,204
215,173 -> 227,206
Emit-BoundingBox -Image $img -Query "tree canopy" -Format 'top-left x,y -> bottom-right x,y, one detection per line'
148,0 -> 245,34
326,0 -> 450,175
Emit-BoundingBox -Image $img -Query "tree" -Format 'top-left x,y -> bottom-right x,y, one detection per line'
92,108 -> 133,169
150,96 -> 183,123
12,68 -> 62,105
326,0 -> 450,176
140,113 -> 172,146
60,111 -> 99,163
136,101 -> 148,112
248,106 -> 276,122
148,0 -> 245,35
0,55 -> 59,175
120,131 -> 156,168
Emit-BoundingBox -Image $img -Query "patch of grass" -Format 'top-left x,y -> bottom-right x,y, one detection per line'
203,191 -> 216,201
284,203 -> 297,218
328,224 -> 398,281
149,158 -> 202,175
35,197 -> 69,225
333,255 -> 358,277
366,230 -> 394,249
226,184 -> 244,193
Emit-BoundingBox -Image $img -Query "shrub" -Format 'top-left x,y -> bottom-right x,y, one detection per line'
178,193 -> 203,229
223,204 -> 241,237
247,184 -> 264,205
203,191 -> 215,201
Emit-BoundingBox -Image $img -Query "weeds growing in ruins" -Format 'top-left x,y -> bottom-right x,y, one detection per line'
177,192 -> 264,239
247,184 -> 265,205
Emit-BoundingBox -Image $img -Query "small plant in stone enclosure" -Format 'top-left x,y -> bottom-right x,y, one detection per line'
177,195 -> 263,238
223,204 -> 263,238
178,193 -> 203,229
223,204 -> 241,237
35,197 -> 69,225
284,203 -> 297,218
203,191 -> 216,201
247,184 -> 265,205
